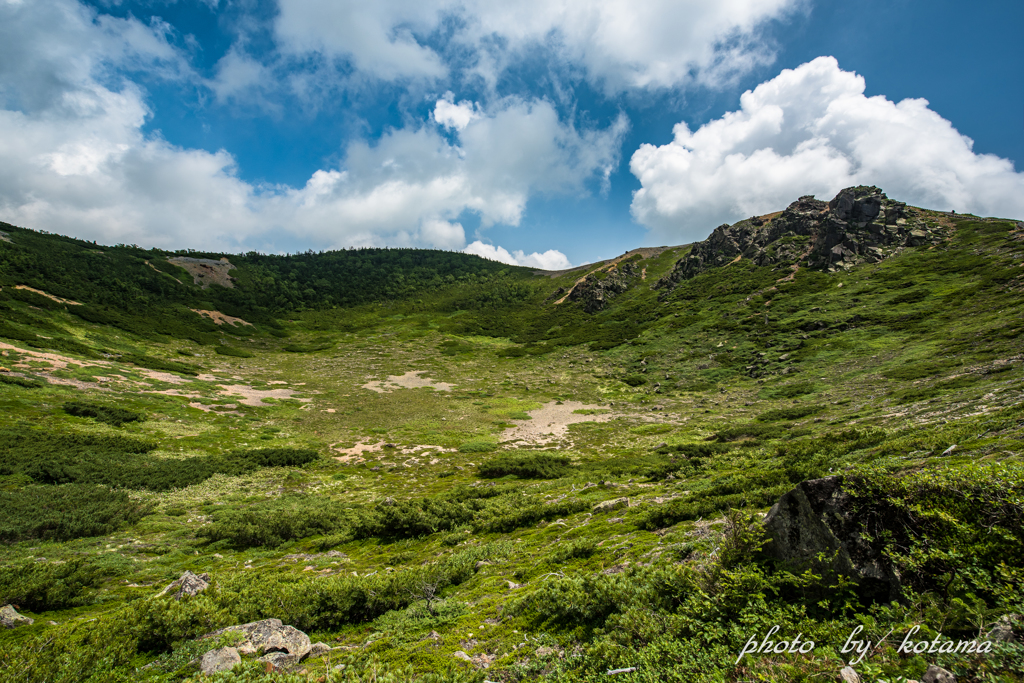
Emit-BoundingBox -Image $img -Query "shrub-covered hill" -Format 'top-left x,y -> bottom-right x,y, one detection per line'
1,188 -> 1024,683
0,220 -> 538,339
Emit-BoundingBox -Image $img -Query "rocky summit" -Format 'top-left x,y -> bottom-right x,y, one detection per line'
656,186 -> 947,292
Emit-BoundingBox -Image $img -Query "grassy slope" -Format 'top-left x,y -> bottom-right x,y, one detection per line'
0,211 -> 1022,682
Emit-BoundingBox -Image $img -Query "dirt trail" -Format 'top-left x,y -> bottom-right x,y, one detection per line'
12,285 -> 82,305
500,401 -> 616,445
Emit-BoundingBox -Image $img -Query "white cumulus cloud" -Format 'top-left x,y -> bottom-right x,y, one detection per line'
463,240 -> 572,270
274,0 -> 800,91
434,93 -> 478,131
630,56 -> 1024,242
0,0 -> 627,254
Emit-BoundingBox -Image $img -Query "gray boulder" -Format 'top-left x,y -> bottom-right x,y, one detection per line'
200,647 -> 240,675
307,642 -> 331,658
922,664 -> 956,683
157,571 -> 210,600
988,613 -> 1019,642
258,651 -> 300,671
1,604 -> 33,629
593,497 -> 629,513
839,667 -> 861,683
761,476 -> 901,602
207,618 -> 311,659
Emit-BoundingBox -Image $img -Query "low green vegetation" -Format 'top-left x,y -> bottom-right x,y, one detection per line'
1,210 -> 1023,682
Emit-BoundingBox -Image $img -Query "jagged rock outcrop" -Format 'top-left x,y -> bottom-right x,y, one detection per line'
1,604 -> 33,628
567,260 -> 641,312
157,571 -> 209,600
761,476 -> 902,603
657,186 -> 946,292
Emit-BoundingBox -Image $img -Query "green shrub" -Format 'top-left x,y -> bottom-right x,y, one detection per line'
0,484 -> 153,543
714,423 -> 788,442
215,345 -> 254,358
0,555 -> 134,611
63,400 -> 145,427
117,351 -> 200,375
478,453 -> 573,479
757,381 -> 817,399
283,341 -> 333,352
622,375 -> 648,387
0,425 -> 318,492
756,405 -> 823,422
458,437 -> 498,453
0,373 -> 43,389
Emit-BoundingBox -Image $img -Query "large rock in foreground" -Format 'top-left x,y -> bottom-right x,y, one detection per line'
1,604 -> 34,629
761,476 -> 901,602
207,618 -> 312,659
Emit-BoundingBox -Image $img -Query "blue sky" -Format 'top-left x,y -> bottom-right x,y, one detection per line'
0,0 -> 1021,267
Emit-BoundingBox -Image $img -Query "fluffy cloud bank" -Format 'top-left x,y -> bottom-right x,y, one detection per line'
463,240 -> 573,270
0,0 -> 622,255
274,0 -> 798,91
630,56 -> 1024,242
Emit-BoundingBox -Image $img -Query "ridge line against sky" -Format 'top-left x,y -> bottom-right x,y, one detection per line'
0,0 -> 1021,268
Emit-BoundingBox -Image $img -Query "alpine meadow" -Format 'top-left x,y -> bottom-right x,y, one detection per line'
1,185 -> 1023,683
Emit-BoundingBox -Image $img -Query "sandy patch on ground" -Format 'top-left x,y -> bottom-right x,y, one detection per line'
332,441 -> 454,463
143,370 -> 191,384
189,402 -> 239,413
361,371 -> 454,393
500,401 -> 616,445
0,231 -> 10,243
191,309 -> 253,327
168,257 -> 236,289
12,285 -> 82,305
40,376 -> 113,391
149,389 -> 202,398
0,342 -> 102,370
217,384 -> 312,407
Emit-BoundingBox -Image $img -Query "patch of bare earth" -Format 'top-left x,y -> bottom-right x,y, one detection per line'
168,257 -> 236,289
1,342 -> 101,370
191,309 -> 254,327
501,401 -> 616,446
361,371 -> 454,393
142,370 -> 191,384
217,384 -> 312,407
189,402 -> 239,413
332,441 -> 455,464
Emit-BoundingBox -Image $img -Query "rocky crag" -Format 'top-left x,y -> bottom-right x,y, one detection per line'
565,258 -> 643,313
656,186 -> 948,292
